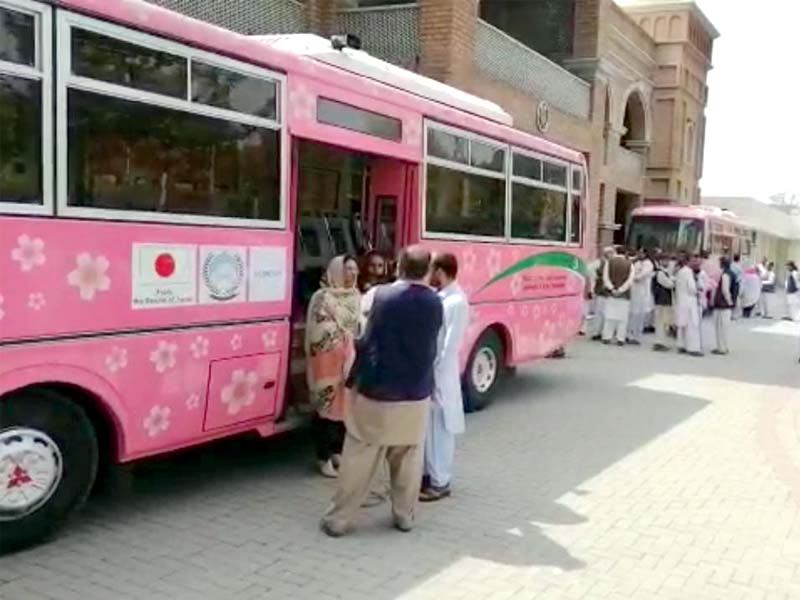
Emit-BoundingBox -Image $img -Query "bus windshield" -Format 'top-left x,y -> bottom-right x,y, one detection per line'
627,216 -> 704,255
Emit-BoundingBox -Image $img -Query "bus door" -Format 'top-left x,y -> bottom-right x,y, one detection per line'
366,158 -> 416,259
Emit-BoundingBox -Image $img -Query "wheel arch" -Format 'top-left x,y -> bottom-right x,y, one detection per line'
460,321 -> 514,374
0,366 -> 128,463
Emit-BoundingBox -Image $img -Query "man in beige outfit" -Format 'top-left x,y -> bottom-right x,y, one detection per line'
321,246 -> 444,536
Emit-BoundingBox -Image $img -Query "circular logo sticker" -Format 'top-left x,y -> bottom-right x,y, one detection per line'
203,250 -> 245,301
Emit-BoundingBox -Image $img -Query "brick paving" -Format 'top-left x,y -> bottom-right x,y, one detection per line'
1,318 -> 799,599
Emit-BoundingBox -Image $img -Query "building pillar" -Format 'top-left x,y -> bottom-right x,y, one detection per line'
307,0 -> 338,37
418,0 -> 478,84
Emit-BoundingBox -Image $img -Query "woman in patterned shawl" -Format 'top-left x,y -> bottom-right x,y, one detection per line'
305,255 -> 361,477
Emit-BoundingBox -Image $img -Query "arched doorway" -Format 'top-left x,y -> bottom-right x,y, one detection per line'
620,91 -> 647,147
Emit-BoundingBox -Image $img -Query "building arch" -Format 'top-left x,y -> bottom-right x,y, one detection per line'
620,85 -> 650,147
639,17 -> 651,35
669,16 -> 682,39
654,16 -> 668,39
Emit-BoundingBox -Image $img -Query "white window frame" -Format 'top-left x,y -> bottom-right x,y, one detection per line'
567,164 -> 585,247
55,11 -> 288,229
422,120 -> 509,242
0,0 -> 53,216
508,146 -> 572,246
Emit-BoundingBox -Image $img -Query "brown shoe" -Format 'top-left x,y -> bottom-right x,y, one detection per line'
419,485 -> 452,502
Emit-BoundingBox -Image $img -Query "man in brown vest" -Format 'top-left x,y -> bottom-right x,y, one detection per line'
601,247 -> 635,345
588,246 -> 616,340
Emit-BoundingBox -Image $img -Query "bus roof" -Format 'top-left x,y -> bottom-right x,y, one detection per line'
53,0 -> 584,164
632,204 -> 741,223
255,34 -> 513,127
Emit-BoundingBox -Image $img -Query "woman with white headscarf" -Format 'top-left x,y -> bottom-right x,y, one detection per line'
305,255 -> 361,477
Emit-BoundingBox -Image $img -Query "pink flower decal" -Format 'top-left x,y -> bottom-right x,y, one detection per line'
149,340 -> 177,373
0,294 -> 4,320
221,369 -> 258,416
105,347 -> 128,373
190,335 -> 209,359
143,405 -> 171,437
186,393 -> 201,411
510,274 -> 523,298
461,248 -> 477,275
230,334 -> 243,351
486,249 -> 502,277
521,305 -> 530,318
27,292 -> 46,311
262,330 -> 277,349
67,253 -> 111,301
11,235 -> 45,272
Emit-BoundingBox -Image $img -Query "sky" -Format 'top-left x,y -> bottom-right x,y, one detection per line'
698,0 -> 800,202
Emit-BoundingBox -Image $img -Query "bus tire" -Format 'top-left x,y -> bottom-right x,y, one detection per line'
0,388 -> 98,553
463,329 -> 504,413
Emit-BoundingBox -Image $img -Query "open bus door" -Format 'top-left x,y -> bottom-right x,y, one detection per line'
285,141 -> 417,419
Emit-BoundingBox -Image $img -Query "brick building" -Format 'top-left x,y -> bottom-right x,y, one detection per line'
147,0 -> 718,252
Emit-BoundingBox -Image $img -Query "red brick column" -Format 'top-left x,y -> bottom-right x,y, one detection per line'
307,0 -> 338,37
418,0 -> 478,84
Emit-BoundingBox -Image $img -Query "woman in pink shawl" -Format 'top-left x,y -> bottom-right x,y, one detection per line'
305,255 -> 361,477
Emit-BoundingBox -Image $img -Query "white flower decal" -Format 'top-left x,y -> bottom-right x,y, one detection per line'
510,274 -> 523,298
190,335 -> 209,359
149,340 -> 177,373
506,304 -> 516,317
27,292 -> 45,311
262,330 -> 277,350
230,334 -> 243,351
0,294 -> 4,320
486,249 -> 502,277
11,235 -> 45,272
461,248 -> 477,275
105,347 -> 128,373
186,393 -> 201,411
404,118 -> 422,146
221,369 -> 258,416
143,405 -> 171,437
67,253 -> 111,301
290,85 -> 315,121
521,305 -> 530,318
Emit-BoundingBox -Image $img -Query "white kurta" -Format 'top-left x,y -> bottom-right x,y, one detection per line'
675,266 -> 702,353
433,282 -> 469,435
787,271 -> 800,322
630,259 -> 655,315
424,282 -> 469,488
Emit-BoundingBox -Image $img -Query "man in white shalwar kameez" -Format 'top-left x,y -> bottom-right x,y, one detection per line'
675,255 -> 704,356
628,249 -> 655,345
421,253 -> 469,502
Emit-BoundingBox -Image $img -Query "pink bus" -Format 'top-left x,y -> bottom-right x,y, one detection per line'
0,0 -> 587,549
628,204 -> 754,265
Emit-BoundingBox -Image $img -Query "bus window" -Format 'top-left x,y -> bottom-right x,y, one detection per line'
60,17 -> 283,224
627,216 -> 703,254
0,2 -> 49,211
510,151 -> 570,243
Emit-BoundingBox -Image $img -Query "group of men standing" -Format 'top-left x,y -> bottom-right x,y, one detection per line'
321,246 -> 469,537
587,247 -> 742,356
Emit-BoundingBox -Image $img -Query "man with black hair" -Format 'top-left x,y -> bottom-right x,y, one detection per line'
421,253 -> 469,502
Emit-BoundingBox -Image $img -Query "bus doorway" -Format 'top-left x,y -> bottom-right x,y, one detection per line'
286,140 -> 415,413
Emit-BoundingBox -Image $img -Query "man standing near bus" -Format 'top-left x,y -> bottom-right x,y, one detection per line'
675,254 -> 704,357
321,246 -> 442,537
601,248 -> 635,346
588,246 -> 616,340
420,253 -> 469,502
712,256 -> 737,355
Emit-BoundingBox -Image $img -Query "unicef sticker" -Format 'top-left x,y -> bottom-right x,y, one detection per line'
201,248 -> 246,302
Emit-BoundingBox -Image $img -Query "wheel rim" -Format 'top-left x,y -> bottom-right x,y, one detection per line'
0,428 -> 63,521
471,346 -> 498,394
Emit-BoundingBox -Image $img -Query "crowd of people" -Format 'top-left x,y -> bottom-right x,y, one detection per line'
303,246 -> 470,537
586,247 -> 799,357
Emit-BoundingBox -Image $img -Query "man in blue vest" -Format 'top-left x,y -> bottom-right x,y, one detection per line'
322,245 -> 443,537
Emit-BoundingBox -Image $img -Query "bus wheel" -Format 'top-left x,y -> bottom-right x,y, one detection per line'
0,388 -> 98,553
463,330 -> 504,413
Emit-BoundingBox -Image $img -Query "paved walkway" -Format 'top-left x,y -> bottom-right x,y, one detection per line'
1,318 -> 799,600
